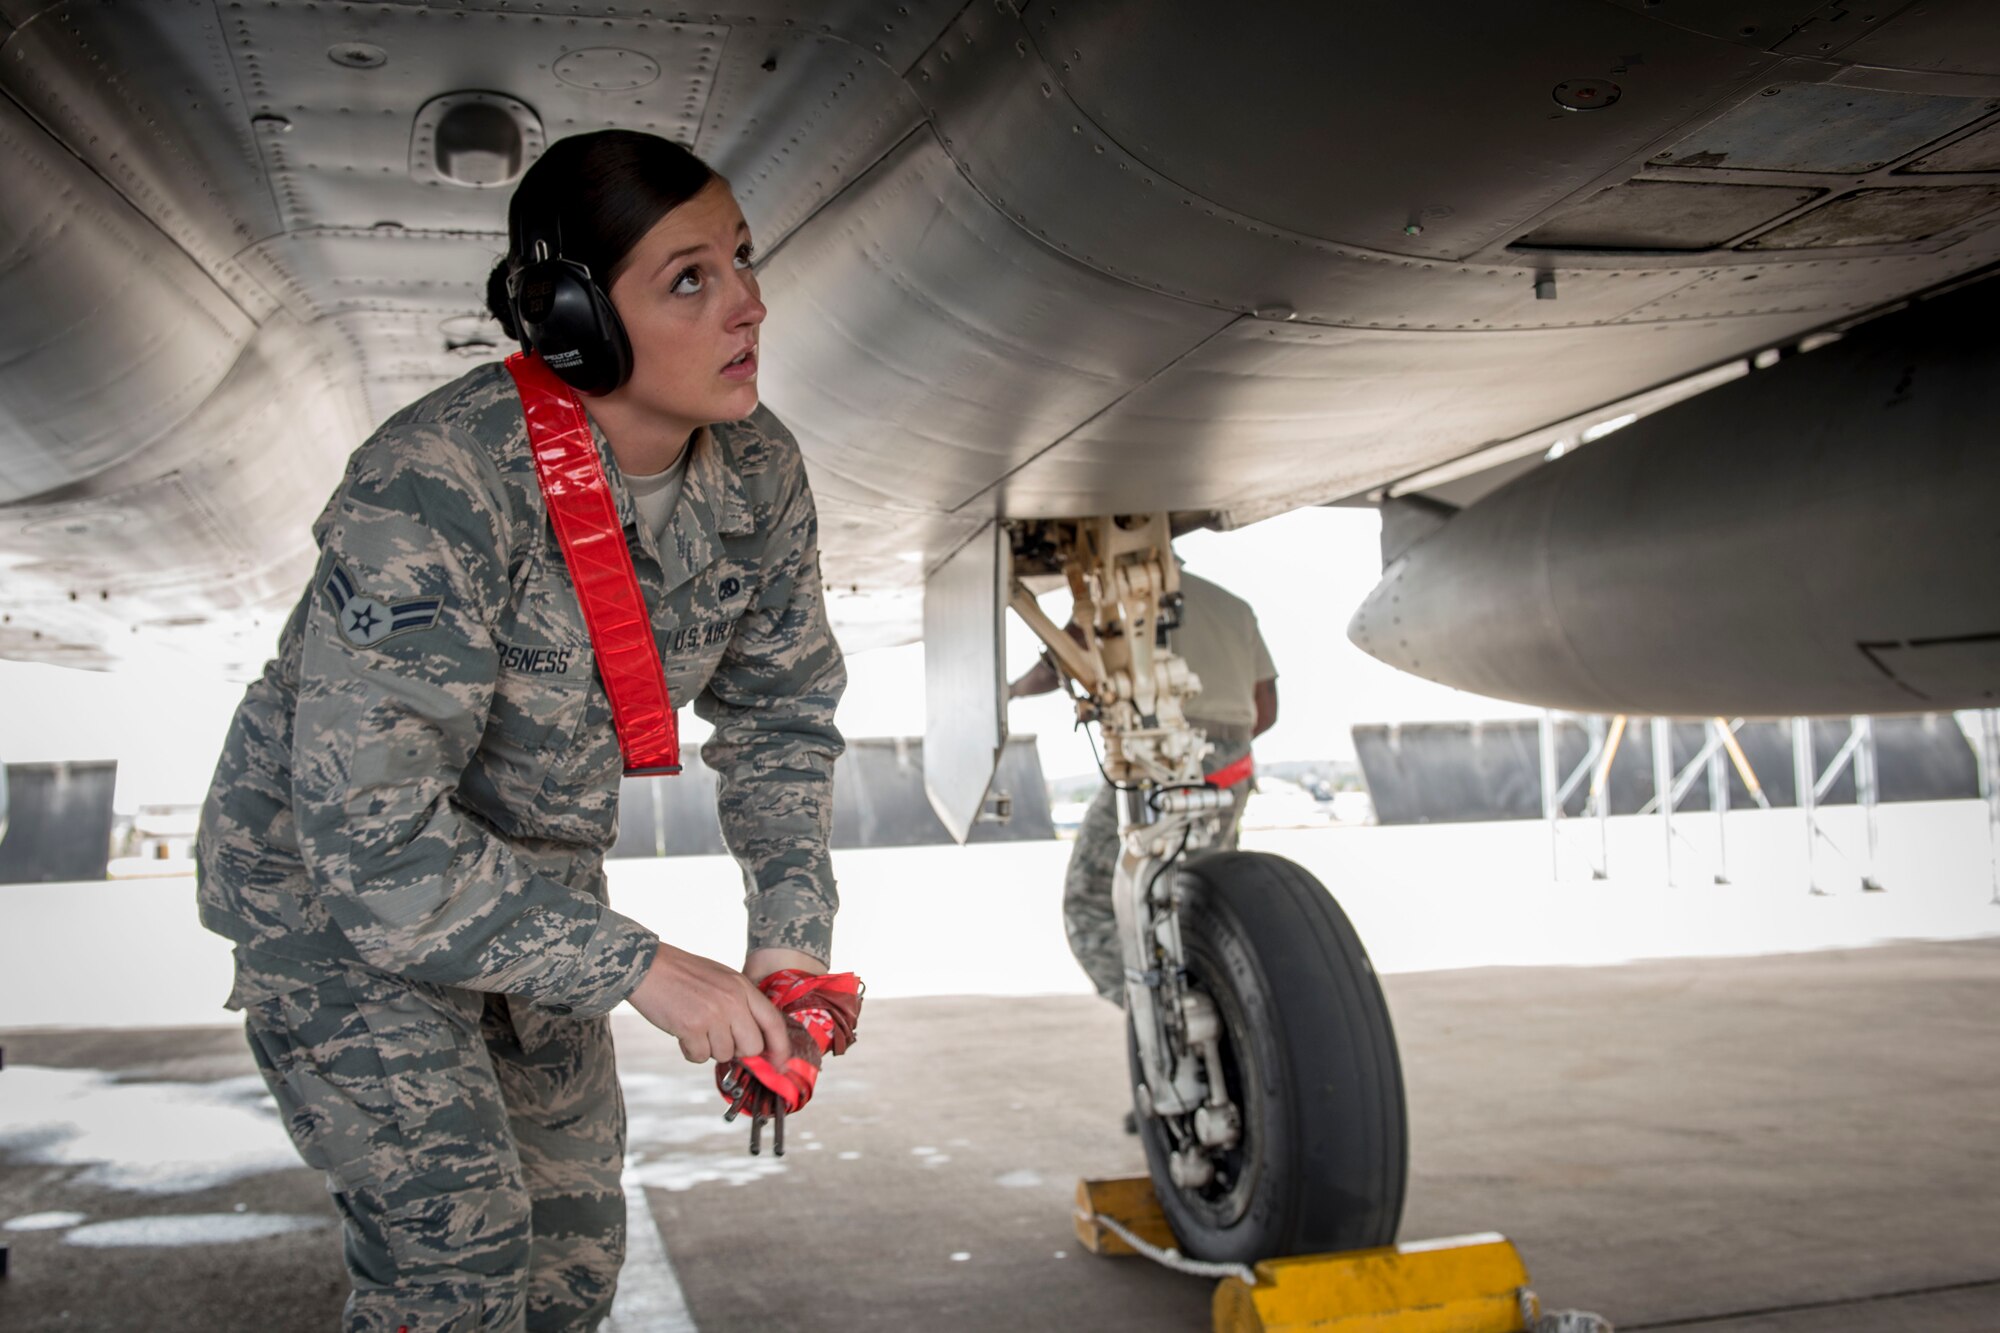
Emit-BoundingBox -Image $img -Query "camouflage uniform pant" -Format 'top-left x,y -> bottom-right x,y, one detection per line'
244,963 -> 626,1332
1063,724 -> 1254,1004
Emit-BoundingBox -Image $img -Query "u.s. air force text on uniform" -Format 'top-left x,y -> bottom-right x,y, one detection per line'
196,361 -> 846,1330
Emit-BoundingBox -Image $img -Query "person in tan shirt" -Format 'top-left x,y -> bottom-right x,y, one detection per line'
1009,565 -> 1277,1003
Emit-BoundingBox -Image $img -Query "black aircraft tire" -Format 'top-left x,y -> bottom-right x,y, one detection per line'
1128,850 -> 1407,1262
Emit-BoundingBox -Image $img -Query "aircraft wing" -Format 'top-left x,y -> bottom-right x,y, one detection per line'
2,0 -> 1997,680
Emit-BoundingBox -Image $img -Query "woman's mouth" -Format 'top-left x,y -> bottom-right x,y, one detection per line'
722,347 -> 758,381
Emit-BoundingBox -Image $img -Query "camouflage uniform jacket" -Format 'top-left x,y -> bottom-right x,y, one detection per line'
197,361 -> 847,1017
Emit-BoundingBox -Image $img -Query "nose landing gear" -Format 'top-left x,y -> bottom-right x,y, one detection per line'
1008,516 -> 1408,1261
1133,850 -> 1406,1261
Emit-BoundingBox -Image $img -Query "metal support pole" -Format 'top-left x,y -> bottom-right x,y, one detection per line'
0,1042 -> 8,1281
1853,715 -> 1883,892
1983,709 -> 2000,907
1708,719 -> 1731,885
1593,715 -> 1626,881
1716,717 -> 1772,809
1793,718 -> 1825,895
1651,717 -> 1675,887
1540,710 -> 1560,880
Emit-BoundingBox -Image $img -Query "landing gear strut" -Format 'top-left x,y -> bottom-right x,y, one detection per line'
1009,516 -> 1408,1260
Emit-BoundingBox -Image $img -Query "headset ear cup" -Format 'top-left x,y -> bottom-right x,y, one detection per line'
588,283 -> 634,391
511,258 -> 630,394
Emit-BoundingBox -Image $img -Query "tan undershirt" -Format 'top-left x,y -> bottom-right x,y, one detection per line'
620,434 -> 694,548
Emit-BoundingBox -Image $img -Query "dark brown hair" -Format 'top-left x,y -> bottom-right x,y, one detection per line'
485,130 -> 716,339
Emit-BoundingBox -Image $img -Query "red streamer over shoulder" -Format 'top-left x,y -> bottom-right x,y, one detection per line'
506,352 -> 681,776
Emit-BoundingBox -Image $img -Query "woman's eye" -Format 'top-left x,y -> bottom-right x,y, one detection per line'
734,243 -> 755,270
670,265 -> 704,296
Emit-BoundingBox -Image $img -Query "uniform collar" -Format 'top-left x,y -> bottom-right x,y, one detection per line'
585,418 -> 756,595
686,420 -> 756,536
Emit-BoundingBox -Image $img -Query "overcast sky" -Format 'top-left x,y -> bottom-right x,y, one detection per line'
0,505 -> 1522,811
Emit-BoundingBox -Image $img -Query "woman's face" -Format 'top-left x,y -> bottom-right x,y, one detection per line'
604,177 -> 765,434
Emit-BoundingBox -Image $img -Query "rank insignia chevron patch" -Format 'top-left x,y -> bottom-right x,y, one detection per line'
322,561 -> 444,648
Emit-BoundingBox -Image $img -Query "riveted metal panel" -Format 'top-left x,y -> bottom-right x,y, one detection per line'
910,0 -> 1773,330
327,311 -> 504,429
1618,255 -> 1946,319
0,0 -> 284,315
1516,179 -> 1823,249
223,4 -> 723,233
1652,82 -> 1993,173
1,314 -> 364,671
0,318 -> 359,601
1593,1 -> 1859,48
753,127 -> 1235,517
1905,118 -> 2000,173
990,310 -> 1813,519
0,92 -> 254,502
694,28 -> 926,250
1838,0 -> 2000,77
239,226 -> 503,321
1015,0 -> 1782,262
1744,185 -> 2000,247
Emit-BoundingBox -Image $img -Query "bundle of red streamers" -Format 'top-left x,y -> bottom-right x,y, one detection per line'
716,969 -> 863,1118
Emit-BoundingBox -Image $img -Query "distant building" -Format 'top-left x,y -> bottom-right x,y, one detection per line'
132,804 -> 201,864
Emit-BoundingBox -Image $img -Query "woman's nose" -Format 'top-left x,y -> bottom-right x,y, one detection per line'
727,271 -> 766,329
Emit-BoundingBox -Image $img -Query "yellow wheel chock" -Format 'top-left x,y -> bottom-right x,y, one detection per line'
1077,1177 -> 1547,1333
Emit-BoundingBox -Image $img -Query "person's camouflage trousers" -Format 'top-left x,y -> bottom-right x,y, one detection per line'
244,962 -> 627,1332
1062,732 -> 1253,1005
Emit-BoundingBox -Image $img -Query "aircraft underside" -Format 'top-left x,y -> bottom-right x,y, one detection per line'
1,0 -> 1995,707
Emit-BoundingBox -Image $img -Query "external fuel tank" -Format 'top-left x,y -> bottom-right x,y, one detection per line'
1349,275 -> 2000,717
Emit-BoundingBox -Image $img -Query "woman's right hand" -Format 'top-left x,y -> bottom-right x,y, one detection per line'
626,942 -> 793,1065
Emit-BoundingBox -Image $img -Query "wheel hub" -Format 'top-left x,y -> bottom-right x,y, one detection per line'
1147,974 -> 1258,1227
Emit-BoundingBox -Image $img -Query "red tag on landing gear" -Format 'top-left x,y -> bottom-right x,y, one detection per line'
506,352 -> 681,776
1206,752 -> 1255,789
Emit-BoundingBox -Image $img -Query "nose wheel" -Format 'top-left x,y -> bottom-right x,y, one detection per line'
1128,850 -> 1407,1263
1001,515 -> 1407,1261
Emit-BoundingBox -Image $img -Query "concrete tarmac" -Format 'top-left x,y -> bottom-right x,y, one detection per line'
2,939 -> 1997,1331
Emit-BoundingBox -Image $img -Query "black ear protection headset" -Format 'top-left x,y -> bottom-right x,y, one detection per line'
505,211 -> 634,396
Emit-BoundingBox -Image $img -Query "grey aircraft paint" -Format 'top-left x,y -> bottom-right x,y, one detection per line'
1,2 -> 1998,720
1349,275 -> 2000,716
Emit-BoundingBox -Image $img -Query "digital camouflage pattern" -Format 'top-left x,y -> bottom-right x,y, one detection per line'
244,965 -> 626,1331
197,359 -> 846,1329
198,358 -> 847,1010
1063,723 -> 1253,1004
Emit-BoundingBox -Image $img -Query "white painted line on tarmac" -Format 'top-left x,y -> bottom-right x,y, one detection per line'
606,1168 -> 697,1333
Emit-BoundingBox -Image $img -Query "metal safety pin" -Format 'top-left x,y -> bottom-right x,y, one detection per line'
722,1075 -> 752,1124
748,1107 -> 786,1157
